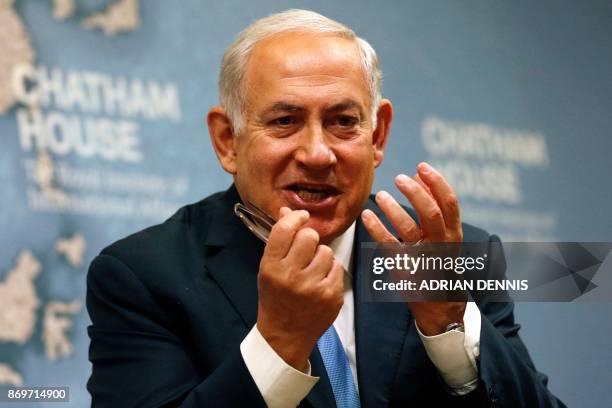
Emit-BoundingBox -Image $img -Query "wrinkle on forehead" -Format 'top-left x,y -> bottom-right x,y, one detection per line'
279,74 -> 357,88
244,32 -> 371,114
249,32 -> 360,72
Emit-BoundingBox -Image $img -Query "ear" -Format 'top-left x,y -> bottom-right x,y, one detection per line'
207,106 -> 237,174
372,99 -> 393,168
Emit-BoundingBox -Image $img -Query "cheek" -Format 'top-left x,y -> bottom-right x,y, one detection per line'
337,141 -> 375,180
236,136 -> 291,183
236,136 -> 268,172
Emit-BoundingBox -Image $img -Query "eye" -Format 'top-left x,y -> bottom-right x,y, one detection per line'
272,116 -> 295,127
331,115 -> 359,129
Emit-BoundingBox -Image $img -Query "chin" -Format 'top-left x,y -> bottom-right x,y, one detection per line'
306,219 -> 345,244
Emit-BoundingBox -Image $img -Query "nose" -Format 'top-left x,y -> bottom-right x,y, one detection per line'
294,124 -> 337,170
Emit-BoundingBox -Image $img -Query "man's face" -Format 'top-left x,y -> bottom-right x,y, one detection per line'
230,32 -> 387,243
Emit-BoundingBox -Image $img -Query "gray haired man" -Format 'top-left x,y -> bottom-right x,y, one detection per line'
87,9 -> 565,407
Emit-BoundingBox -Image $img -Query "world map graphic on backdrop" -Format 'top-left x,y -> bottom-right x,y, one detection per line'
0,0 -> 187,225
0,0 -> 140,115
0,240 -> 84,385
0,0 -> 143,388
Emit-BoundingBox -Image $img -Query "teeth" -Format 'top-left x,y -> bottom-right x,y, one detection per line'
297,189 -> 327,202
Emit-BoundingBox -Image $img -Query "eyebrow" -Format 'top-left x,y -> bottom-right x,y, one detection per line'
326,100 -> 365,117
264,102 -> 304,114
262,99 -> 366,117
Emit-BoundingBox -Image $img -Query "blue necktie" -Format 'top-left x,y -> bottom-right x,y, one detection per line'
317,325 -> 361,408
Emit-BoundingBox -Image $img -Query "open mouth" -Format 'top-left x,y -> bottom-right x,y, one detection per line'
286,184 -> 339,203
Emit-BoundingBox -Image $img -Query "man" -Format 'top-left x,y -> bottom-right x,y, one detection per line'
87,9 -> 564,407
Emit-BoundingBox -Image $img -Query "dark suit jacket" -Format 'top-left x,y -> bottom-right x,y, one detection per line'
87,185 -> 564,407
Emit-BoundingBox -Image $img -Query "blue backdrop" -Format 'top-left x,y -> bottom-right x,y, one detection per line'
0,1 -> 610,406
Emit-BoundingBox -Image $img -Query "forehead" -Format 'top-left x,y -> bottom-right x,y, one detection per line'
244,32 -> 370,110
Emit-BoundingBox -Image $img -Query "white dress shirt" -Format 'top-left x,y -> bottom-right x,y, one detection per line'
241,222 -> 481,407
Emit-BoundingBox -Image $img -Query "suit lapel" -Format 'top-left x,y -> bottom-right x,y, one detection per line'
353,199 -> 412,407
202,185 -> 263,329
204,233 -> 262,329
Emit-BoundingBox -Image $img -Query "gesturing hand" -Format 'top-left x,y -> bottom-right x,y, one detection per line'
256,207 -> 345,372
361,162 -> 466,335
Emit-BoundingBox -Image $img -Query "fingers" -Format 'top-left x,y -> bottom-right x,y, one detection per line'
321,260 -> 345,293
373,191 -> 421,243
304,244 -> 335,279
416,163 -> 462,237
265,207 -> 310,259
414,173 -> 433,199
285,227 -> 320,268
395,174 -> 446,239
264,208 -> 343,289
361,209 -> 399,243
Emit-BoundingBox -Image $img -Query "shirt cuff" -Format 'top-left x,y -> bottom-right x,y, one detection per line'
240,325 -> 319,408
416,301 -> 481,395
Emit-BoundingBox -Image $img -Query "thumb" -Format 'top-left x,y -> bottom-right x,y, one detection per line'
279,206 -> 292,218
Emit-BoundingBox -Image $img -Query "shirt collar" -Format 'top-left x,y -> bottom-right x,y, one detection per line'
328,222 -> 356,275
